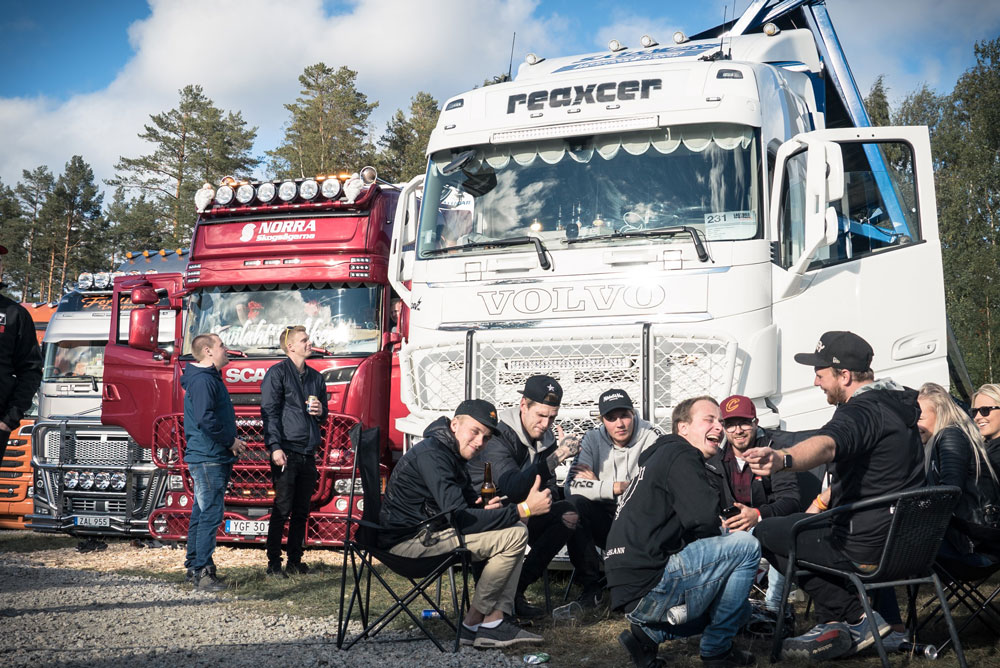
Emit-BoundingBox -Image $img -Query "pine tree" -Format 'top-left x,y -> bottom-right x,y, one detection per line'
41,156 -> 105,298
0,178 -> 25,297
377,92 -> 439,182
14,166 -> 54,300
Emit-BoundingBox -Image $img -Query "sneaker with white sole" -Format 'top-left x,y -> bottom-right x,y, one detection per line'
459,624 -> 477,646
881,630 -> 908,652
473,619 -> 543,649
846,611 -> 891,654
781,622 -> 854,661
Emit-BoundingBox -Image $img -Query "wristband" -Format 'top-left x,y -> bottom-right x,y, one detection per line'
520,502 -> 531,517
814,494 -> 828,511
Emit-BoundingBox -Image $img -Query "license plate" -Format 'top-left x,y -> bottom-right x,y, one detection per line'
225,519 -> 269,536
74,515 -> 110,527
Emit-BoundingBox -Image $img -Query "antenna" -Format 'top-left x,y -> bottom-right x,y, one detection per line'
507,32 -> 517,80
720,4 -> 727,54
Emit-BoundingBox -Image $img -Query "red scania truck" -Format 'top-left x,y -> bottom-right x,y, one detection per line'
102,171 -> 403,546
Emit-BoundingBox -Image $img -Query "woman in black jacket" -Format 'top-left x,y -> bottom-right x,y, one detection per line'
918,383 -> 998,564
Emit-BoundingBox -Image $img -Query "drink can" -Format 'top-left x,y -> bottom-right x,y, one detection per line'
307,395 -> 319,405
523,653 -> 550,664
421,609 -> 440,619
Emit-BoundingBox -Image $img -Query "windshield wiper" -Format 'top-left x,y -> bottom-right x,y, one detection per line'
564,225 -> 710,262
423,236 -> 552,270
65,374 -> 100,393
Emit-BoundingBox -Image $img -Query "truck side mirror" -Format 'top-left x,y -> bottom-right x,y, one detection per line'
790,140 -> 844,275
128,308 -> 161,352
130,286 -> 159,306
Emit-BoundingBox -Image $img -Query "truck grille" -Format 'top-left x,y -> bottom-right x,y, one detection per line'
70,498 -> 128,513
401,326 -> 736,434
40,426 -> 150,465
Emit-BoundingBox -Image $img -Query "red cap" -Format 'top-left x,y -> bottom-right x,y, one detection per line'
720,395 -> 756,421
0,244 -> 7,255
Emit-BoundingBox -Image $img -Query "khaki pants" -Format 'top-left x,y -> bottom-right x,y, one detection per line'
390,523 -> 528,615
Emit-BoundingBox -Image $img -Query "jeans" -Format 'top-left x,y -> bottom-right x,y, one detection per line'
764,564 -> 787,612
185,462 -> 232,572
628,532 -> 760,657
266,452 -> 317,565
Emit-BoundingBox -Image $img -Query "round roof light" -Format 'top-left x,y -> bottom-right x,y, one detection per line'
640,34 -> 658,48
525,53 -> 544,65
278,181 -> 297,202
608,39 -> 626,52
299,179 -> 319,200
360,166 -> 377,185
763,22 -> 780,36
93,272 -> 111,290
77,272 -> 94,290
215,185 -> 235,206
257,182 -> 276,203
194,184 -> 215,212
673,31 -> 688,44
321,178 -> 342,199
235,184 -> 255,204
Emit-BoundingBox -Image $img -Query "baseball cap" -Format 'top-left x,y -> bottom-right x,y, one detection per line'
793,331 -> 874,372
454,399 -> 500,433
521,375 -> 563,406
599,388 -> 633,417
720,395 -> 756,421
0,244 -> 7,255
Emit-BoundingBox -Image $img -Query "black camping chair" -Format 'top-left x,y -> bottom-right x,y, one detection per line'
918,519 -> 1000,654
770,486 -> 967,668
336,426 -> 472,652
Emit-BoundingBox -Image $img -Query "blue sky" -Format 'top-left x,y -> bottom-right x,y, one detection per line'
1,0 -> 998,192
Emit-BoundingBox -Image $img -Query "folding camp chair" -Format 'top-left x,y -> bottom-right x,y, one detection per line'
336,426 -> 472,652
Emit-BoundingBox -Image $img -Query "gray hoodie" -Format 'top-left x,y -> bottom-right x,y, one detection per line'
565,413 -> 662,501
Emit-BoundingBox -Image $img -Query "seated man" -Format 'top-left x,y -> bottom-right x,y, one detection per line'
706,395 -> 802,616
744,331 -> 925,660
379,399 -> 551,649
468,375 -> 598,618
609,396 -> 760,668
565,388 -> 662,605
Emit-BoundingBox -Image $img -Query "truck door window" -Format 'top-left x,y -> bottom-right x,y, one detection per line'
778,139 -> 921,270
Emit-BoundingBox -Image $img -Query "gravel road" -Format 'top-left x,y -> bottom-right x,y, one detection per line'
0,556 -> 519,668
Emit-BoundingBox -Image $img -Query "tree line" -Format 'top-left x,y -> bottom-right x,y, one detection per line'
2,41 -> 1000,384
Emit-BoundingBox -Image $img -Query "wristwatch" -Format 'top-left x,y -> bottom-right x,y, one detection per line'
777,449 -> 793,471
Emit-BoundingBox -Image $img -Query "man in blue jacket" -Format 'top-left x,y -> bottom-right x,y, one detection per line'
261,325 -> 328,576
182,333 -> 246,591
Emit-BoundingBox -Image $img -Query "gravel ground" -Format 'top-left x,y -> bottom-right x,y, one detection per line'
0,550 -> 519,668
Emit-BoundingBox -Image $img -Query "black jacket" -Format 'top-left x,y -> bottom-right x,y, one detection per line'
604,434 -> 723,610
705,427 -> 804,519
928,426 -> 997,552
0,295 -> 42,428
378,416 -> 520,549
467,405 -> 559,503
260,357 -> 329,455
816,382 -> 926,562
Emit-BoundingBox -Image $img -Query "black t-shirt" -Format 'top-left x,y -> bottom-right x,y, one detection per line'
815,385 -> 925,562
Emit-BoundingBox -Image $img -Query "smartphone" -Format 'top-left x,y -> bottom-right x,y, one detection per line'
721,505 -> 741,519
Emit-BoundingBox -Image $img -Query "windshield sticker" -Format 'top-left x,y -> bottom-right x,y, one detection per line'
553,43 -> 717,73
704,210 -> 757,240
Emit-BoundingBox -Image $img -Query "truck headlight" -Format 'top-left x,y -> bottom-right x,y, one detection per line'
95,472 -> 111,490
334,478 -> 362,494
168,474 -> 184,491
110,472 -> 126,490
78,471 -> 95,490
299,179 -> 319,200
63,471 -> 79,489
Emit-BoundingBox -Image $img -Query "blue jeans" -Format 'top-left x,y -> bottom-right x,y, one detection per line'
765,564 -> 786,612
185,462 -> 232,572
627,532 -> 760,657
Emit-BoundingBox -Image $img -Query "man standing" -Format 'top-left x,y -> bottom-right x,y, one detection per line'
182,333 -> 246,591
609,396 -> 760,668
380,399 -> 551,649
0,245 -> 43,464
744,331 -> 925,660
565,388 -> 661,604
468,375 -> 598,618
261,325 -> 328,576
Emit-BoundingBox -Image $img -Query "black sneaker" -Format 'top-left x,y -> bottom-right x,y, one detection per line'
781,622 -> 853,661
619,624 -> 664,668
194,566 -> 226,592
576,582 -> 606,609
701,646 -> 757,667
266,563 -> 288,579
459,623 -> 477,646
286,561 -> 310,575
514,593 -> 544,619
472,619 -> 543,649
185,567 -> 195,584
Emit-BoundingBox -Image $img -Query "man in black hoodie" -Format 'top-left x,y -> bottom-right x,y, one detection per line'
380,399 -> 552,649
745,331 -> 926,661
261,325 -> 328,576
0,245 -> 43,463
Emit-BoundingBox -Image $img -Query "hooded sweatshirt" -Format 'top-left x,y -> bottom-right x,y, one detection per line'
181,363 -> 237,464
468,404 -> 559,503
565,414 -> 662,501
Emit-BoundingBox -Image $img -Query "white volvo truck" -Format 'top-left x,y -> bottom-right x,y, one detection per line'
389,0 -> 959,443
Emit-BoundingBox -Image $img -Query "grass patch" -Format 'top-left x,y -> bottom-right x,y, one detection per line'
0,528 -> 77,553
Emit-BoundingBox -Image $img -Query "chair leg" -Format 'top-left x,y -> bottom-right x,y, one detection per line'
563,567 -> 576,603
542,568 -> 552,612
932,573 -> 968,668
847,577 -> 889,668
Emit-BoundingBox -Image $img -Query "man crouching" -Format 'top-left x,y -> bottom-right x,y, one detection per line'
379,399 -> 552,649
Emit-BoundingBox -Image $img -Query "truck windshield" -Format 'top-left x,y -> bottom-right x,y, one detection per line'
43,340 -> 105,381
182,285 -> 382,357
417,123 -> 760,257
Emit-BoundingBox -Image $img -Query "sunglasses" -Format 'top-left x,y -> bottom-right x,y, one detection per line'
971,406 -> 1000,418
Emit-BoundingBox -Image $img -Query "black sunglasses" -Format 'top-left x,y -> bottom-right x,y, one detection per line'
971,406 -> 1000,418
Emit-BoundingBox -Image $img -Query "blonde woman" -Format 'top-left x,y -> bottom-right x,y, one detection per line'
919,383 -> 998,563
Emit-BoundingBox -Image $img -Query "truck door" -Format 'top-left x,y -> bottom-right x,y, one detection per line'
769,126 -> 948,427
102,274 -> 184,448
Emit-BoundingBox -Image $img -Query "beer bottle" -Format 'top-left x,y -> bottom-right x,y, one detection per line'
481,462 -> 497,503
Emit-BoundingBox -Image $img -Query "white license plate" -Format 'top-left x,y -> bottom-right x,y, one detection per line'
225,519 -> 269,536
74,515 -> 110,527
